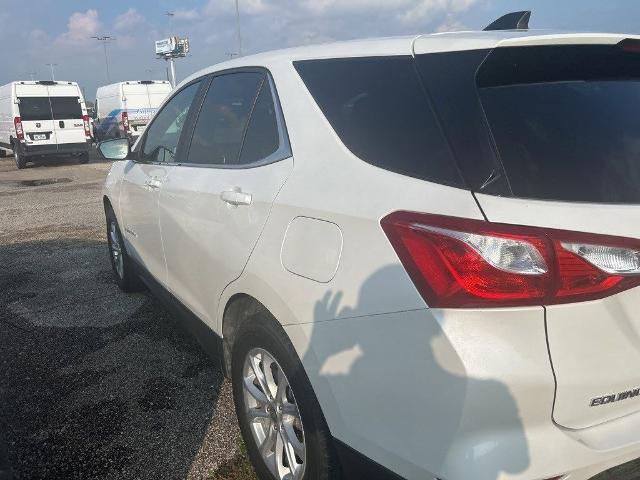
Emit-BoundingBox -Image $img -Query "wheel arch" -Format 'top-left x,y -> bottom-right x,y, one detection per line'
221,293 -> 272,378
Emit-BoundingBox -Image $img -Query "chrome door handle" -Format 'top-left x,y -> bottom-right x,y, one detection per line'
221,189 -> 252,206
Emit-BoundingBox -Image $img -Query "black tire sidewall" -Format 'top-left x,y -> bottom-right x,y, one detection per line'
232,318 -> 338,480
14,146 -> 26,169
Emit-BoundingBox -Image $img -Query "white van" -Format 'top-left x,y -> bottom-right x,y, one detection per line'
0,80 -> 91,169
94,81 -> 172,141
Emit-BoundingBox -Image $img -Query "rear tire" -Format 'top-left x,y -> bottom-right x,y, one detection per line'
0,149 -> 6,158
13,144 -> 26,169
232,316 -> 340,480
78,152 -> 89,164
105,205 -> 145,293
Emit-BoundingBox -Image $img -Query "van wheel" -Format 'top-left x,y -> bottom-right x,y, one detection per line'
14,145 -> 26,169
232,316 -> 340,480
79,153 -> 89,164
0,149 -> 6,158
105,205 -> 145,292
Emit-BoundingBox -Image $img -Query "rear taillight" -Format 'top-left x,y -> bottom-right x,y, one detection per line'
13,117 -> 24,141
121,111 -> 129,132
82,115 -> 91,138
381,211 -> 640,308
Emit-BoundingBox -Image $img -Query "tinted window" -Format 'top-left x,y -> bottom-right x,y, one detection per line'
294,57 -> 462,186
415,51 -> 511,196
18,97 -> 52,121
478,45 -> 640,204
187,72 -> 263,165
239,80 -> 280,164
141,81 -> 200,163
51,97 -> 83,119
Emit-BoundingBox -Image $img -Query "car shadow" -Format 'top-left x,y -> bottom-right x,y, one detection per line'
0,237 -> 234,479
303,265 -> 530,480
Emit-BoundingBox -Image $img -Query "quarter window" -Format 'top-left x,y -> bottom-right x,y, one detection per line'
294,57 -> 462,186
140,81 -> 201,163
186,72 -> 264,166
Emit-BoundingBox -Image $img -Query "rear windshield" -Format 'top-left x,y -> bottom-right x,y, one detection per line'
51,97 -> 83,119
18,97 -> 52,121
294,57 -> 462,187
478,44 -> 640,204
18,96 -> 82,121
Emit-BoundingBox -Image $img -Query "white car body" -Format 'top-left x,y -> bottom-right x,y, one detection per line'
103,28 -> 640,480
0,80 -> 90,161
94,80 -> 172,141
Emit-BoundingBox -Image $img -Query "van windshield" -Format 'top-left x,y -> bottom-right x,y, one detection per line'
478,44 -> 640,204
18,97 -> 52,121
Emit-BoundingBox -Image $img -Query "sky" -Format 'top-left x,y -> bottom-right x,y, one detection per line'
1,0 -> 640,100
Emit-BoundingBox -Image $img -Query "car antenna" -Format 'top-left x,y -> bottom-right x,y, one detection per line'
483,11 -> 531,31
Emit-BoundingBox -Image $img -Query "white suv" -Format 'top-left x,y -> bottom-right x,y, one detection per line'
100,15 -> 640,480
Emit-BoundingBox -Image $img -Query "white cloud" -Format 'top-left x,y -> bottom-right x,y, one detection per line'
203,0 -> 272,16
115,8 -> 144,31
436,15 -> 467,32
174,9 -> 200,21
58,9 -> 101,42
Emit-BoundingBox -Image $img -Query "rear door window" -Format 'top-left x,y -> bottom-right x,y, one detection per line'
477,44 -> 640,204
18,97 -> 53,121
186,72 -> 264,166
50,97 -> 83,119
238,79 -> 282,164
294,56 -> 462,187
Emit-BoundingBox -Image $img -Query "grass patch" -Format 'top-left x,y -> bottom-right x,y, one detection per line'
208,441 -> 257,480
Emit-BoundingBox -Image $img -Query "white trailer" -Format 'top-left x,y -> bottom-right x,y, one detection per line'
0,80 -> 91,169
94,80 -> 172,141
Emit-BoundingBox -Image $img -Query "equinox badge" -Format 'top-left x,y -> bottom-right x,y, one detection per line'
591,388 -> 640,406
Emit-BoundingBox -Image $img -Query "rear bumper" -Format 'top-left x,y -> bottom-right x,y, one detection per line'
21,141 -> 89,157
286,308 -> 640,480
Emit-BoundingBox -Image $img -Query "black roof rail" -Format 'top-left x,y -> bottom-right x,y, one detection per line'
483,11 -> 531,31
36,80 -> 57,85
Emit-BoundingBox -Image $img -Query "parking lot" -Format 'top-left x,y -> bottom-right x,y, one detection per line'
0,152 -> 639,480
0,152 -> 245,479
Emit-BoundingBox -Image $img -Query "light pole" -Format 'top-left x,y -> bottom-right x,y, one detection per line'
164,12 -> 177,87
165,11 -> 174,32
235,0 -> 243,56
91,35 -> 115,83
45,63 -> 57,81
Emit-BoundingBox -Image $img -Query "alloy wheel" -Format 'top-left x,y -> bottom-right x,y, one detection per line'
243,348 -> 306,480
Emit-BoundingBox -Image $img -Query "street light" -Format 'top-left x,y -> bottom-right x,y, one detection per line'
235,0 -> 243,56
91,35 -> 115,83
45,63 -> 57,81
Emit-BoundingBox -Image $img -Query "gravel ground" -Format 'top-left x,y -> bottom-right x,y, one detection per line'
0,152 -> 241,479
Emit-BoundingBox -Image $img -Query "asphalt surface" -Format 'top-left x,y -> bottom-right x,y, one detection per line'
0,152 -> 240,479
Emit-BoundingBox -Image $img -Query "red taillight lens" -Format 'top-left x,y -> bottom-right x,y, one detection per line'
121,111 -> 129,132
381,211 -> 640,308
82,115 -> 91,138
13,116 -> 24,140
